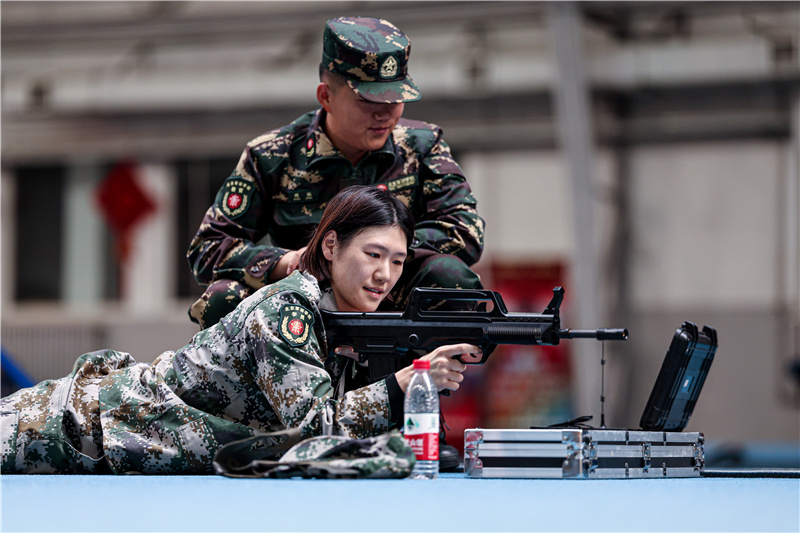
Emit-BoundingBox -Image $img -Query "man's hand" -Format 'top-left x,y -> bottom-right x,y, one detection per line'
269,246 -> 308,282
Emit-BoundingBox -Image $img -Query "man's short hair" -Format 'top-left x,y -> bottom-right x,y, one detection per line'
319,65 -> 347,91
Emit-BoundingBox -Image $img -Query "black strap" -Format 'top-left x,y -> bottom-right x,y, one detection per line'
221,460 -> 361,479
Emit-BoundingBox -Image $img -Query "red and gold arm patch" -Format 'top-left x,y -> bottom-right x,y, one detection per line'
278,304 -> 315,347
219,178 -> 254,219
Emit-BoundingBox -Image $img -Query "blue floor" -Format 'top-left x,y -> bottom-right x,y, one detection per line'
3,472 -> 798,532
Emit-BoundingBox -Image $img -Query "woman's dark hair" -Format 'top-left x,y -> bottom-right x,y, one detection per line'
300,185 -> 415,281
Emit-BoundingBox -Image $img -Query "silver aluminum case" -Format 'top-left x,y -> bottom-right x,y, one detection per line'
464,428 -> 704,479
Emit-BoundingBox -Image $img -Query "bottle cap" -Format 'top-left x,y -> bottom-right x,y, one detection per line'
412,359 -> 430,370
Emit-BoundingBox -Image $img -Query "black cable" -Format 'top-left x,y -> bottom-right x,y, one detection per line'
701,468 -> 800,479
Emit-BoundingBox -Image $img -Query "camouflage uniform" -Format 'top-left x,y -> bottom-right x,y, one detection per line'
1,271 -> 404,474
187,17 -> 485,329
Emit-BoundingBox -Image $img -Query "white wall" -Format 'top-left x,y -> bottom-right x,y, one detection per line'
630,142 -> 784,310
463,151 -> 575,263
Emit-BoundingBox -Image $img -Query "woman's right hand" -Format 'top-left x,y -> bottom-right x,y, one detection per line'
395,343 -> 483,393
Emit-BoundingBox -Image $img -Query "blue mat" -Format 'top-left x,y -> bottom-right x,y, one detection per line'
3,473 -> 798,532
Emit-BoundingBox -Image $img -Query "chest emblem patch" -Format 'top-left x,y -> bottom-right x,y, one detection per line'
279,304 -> 315,346
219,178 -> 254,219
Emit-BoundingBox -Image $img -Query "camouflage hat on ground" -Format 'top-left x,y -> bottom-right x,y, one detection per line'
321,16 -> 421,104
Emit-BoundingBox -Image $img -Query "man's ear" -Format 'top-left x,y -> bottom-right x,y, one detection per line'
321,230 -> 338,261
316,82 -> 333,112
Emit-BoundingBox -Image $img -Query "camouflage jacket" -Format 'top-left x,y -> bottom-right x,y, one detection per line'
2,271 -> 403,474
187,109 -> 485,291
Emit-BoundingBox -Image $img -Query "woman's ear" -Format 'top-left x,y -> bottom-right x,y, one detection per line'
321,230 -> 338,261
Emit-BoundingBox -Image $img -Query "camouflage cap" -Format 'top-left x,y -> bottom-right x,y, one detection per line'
321,17 -> 421,104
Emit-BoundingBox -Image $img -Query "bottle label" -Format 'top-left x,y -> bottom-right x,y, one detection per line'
403,412 -> 439,461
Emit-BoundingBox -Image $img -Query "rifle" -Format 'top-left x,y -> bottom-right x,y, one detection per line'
320,286 -> 627,385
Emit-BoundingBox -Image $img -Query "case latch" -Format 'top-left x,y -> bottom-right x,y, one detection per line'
693,443 -> 705,471
583,432 -> 598,477
464,430 -> 484,475
562,430 -> 583,477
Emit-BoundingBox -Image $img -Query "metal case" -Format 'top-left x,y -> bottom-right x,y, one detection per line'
464,428 -> 704,479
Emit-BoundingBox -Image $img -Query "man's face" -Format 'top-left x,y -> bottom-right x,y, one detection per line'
317,82 -> 404,164
323,225 -> 407,312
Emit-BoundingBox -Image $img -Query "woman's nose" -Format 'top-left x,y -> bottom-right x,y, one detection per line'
374,260 -> 390,281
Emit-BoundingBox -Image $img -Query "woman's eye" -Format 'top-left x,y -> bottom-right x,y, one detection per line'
367,252 -> 379,258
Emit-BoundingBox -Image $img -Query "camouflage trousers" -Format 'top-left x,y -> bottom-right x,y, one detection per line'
1,350 -> 133,474
190,251 -> 482,329
1,348 -> 416,477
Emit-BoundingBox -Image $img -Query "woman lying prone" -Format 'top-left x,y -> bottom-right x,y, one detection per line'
1,185 -> 480,474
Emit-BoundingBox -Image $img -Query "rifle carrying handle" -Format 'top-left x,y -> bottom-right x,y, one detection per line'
407,287 -> 509,317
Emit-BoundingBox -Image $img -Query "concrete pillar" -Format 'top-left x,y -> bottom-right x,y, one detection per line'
1,170 -> 16,310
123,162 -> 177,315
549,2 -> 604,422
62,162 -> 105,307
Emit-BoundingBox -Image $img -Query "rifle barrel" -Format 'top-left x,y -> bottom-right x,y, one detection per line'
558,328 -> 628,341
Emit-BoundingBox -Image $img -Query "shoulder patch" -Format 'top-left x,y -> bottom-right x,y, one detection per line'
219,178 -> 255,219
278,304 -> 315,347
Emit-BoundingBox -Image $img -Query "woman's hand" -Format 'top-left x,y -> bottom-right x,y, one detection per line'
395,343 -> 483,393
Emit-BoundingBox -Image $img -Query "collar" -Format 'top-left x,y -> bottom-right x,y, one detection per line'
305,109 -> 397,170
318,279 -> 339,311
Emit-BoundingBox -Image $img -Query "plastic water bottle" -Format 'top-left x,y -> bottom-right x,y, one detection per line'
404,359 -> 439,479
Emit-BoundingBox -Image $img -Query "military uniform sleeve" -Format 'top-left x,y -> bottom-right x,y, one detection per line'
414,133 -> 485,266
246,291 -> 395,440
186,145 -> 288,290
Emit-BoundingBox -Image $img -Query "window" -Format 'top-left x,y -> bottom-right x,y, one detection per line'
14,165 -> 65,301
